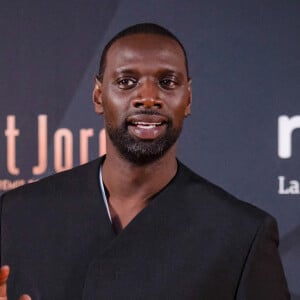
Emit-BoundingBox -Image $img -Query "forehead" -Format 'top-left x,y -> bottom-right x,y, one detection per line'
105,33 -> 187,75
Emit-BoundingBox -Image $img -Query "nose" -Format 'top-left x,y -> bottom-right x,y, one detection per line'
132,79 -> 163,109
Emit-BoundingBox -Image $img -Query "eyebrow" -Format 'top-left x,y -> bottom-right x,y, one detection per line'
113,67 -> 185,78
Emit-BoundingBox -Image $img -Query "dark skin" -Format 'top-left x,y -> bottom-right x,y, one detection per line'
0,266 -> 31,300
93,33 -> 192,233
0,33 -> 192,297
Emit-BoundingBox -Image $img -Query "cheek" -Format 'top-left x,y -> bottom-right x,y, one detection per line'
103,87 -> 132,108
101,92 -> 129,124
174,108 -> 188,123
167,93 -> 190,118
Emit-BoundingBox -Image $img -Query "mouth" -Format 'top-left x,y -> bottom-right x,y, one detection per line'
127,113 -> 168,125
127,114 -> 168,140
131,121 -> 164,129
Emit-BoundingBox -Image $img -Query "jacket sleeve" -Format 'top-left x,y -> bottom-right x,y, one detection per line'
236,215 -> 290,300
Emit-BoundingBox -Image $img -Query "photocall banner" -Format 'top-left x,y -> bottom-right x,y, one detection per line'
1,0 -> 299,297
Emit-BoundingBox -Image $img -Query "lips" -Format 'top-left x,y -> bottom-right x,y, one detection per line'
132,121 -> 163,128
127,114 -> 167,124
127,114 -> 168,140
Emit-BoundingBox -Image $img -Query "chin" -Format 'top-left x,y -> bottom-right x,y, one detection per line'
106,122 -> 182,165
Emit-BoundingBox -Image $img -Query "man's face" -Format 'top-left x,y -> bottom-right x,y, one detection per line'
93,33 -> 191,165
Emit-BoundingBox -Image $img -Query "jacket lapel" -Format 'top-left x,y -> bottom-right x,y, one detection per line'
82,161 -> 191,299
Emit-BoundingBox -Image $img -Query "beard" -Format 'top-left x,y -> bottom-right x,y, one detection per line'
105,112 -> 182,165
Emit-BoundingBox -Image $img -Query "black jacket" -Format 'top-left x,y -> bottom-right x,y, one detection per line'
0,157 -> 290,299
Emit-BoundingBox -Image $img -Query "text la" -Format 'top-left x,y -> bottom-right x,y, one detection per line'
278,176 -> 300,195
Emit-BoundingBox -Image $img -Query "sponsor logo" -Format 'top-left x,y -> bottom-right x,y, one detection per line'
277,115 -> 300,195
1,114 -> 106,192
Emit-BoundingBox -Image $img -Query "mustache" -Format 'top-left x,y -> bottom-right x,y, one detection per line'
128,110 -> 165,116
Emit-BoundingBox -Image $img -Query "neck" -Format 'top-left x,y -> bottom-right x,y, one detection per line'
101,140 -> 178,233
102,142 -> 178,202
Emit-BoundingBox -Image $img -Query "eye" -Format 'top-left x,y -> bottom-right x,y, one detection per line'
159,77 -> 178,90
116,77 -> 137,89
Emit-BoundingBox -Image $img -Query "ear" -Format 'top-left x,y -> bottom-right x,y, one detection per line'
184,79 -> 192,117
93,76 -> 104,115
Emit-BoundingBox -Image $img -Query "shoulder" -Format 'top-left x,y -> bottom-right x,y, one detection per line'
0,157 -> 103,205
177,160 -> 273,230
176,162 -> 285,281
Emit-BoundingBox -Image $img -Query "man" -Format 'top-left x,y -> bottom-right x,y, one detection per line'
0,23 -> 290,299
